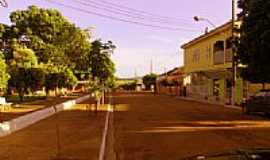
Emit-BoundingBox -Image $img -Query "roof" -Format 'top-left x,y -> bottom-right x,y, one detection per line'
181,21 -> 232,49
158,67 -> 184,77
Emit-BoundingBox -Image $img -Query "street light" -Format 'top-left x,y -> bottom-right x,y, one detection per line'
0,0 -> 8,7
193,16 -> 216,28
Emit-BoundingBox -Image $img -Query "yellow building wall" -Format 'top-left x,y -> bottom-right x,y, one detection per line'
184,28 -> 232,74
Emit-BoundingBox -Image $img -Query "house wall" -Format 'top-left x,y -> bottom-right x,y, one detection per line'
184,24 -> 232,74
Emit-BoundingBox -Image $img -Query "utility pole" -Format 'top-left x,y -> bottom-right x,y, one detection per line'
231,0 -> 236,105
150,59 -> 153,74
134,68 -> 137,78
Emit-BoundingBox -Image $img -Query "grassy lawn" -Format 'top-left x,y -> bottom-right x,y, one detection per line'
6,95 -> 46,103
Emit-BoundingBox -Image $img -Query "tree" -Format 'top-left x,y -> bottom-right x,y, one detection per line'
143,73 -> 157,90
237,0 -> 270,88
8,47 -> 44,101
8,67 -> 45,101
9,5 -> 91,71
10,47 -> 38,68
89,40 -> 116,85
63,69 -> 78,89
26,68 -> 45,93
118,81 -> 137,91
0,52 -> 10,91
44,69 -> 78,96
45,73 -> 59,96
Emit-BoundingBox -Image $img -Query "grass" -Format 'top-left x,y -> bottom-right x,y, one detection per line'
5,95 -> 46,103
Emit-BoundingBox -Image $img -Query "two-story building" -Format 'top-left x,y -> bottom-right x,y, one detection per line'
181,21 -> 245,105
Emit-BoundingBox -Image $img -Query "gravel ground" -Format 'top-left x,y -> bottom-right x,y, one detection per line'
112,92 -> 270,160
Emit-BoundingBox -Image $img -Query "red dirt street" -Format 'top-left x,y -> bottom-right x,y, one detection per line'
112,92 -> 270,160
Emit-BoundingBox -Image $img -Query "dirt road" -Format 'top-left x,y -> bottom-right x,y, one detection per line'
1,92 -> 270,160
112,92 -> 270,160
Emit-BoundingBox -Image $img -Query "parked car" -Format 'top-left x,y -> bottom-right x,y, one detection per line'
180,148 -> 270,160
243,90 -> 270,116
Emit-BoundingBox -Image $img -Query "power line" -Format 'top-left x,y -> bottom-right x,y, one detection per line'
98,0 -> 192,22
77,0 -> 193,26
71,0 -> 194,27
44,0 -> 199,32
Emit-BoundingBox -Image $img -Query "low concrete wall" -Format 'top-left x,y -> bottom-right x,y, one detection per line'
0,95 -> 90,138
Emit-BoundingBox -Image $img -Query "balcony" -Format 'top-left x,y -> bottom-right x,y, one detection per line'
213,50 -> 224,65
225,48 -> 233,63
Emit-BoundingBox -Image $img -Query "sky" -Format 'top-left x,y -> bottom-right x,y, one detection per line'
0,0 -> 234,78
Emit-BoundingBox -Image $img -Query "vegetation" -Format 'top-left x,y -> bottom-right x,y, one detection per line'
237,0 -> 270,88
0,6 -> 116,101
87,40 -> 116,93
119,81 -> 137,91
143,73 -> 157,90
0,52 -> 10,91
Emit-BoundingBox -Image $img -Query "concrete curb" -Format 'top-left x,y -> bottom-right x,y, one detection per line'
0,95 -> 90,138
99,105 -> 114,160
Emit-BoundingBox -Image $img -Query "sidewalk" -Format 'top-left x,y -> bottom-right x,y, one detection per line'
174,95 -> 243,111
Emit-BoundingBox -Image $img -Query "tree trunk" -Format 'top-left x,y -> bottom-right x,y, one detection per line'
262,83 -> 266,90
19,90 -> 24,102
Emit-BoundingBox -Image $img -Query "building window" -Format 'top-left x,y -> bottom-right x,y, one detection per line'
213,41 -> 224,52
192,49 -> 200,63
225,38 -> 233,62
213,41 -> 225,65
226,37 -> 232,49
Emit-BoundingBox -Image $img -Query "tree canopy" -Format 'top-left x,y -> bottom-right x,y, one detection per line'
0,52 -> 10,91
0,5 -> 116,100
7,5 -> 91,71
143,73 -> 157,90
89,40 -> 116,84
237,0 -> 270,85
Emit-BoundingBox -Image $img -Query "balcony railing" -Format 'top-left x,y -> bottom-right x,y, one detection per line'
213,50 -> 224,65
225,48 -> 233,63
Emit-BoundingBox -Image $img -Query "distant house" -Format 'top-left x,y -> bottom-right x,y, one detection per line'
156,67 -> 184,96
116,77 -> 145,91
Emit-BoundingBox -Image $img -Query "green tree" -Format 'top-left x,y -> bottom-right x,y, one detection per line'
8,47 -> 44,101
89,40 -> 116,85
237,0 -> 270,88
0,52 -> 10,91
10,47 -> 38,68
143,73 -> 157,90
44,69 -> 78,96
45,73 -> 59,96
9,5 -> 91,71
8,68 -> 45,101
26,68 -> 45,93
